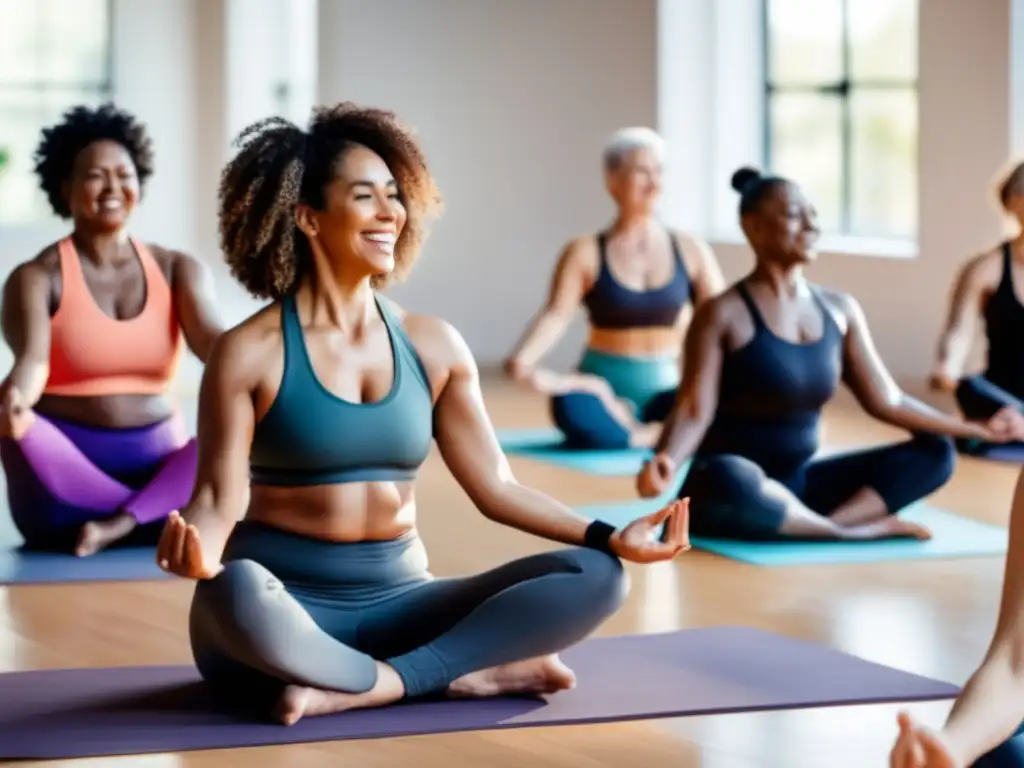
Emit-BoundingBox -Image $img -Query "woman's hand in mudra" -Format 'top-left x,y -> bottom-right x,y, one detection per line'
609,498 -> 691,563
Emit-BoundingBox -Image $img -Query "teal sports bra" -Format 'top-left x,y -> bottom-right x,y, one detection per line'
249,293 -> 434,486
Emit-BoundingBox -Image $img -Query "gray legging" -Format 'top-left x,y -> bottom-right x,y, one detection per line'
189,520 -> 627,713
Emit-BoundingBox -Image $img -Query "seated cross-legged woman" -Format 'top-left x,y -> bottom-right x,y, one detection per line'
635,167 -> 1020,542
0,104 -> 224,556
157,105 -> 690,725
931,159 -> 1024,453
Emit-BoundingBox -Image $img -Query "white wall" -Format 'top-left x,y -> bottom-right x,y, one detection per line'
317,0 -> 658,370
0,0 -> 1019,388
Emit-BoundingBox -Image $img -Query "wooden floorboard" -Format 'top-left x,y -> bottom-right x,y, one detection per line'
2,376 -> 1017,766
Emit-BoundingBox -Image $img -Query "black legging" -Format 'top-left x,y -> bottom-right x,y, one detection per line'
550,390 -> 675,450
680,433 -> 957,540
957,375 -> 1024,420
189,520 -> 627,715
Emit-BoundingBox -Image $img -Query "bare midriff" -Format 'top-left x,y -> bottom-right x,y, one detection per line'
35,392 -> 176,429
246,480 -> 419,543
586,325 -> 684,359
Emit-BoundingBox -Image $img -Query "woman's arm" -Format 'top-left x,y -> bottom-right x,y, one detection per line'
504,238 -> 593,378
652,298 -> 727,466
927,468 -> 1024,765
0,262 -> 53,407
676,232 -> 727,306
432,317 -> 599,544
175,326 -> 259,561
169,250 -> 227,363
837,291 -> 992,440
931,255 -> 991,391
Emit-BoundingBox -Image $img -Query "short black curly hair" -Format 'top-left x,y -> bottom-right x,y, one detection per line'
33,102 -> 154,219
219,102 -> 443,301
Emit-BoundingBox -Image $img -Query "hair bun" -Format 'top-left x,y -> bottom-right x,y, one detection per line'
731,166 -> 762,193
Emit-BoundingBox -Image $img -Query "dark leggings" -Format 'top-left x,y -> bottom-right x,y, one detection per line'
973,725 -> 1024,767
956,375 -> 1024,420
551,389 -> 675,450
680,434 -> 957,540
189,521 -> 627,714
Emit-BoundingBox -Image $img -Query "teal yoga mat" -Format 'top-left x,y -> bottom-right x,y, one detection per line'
575,498 -> 1008,566
496,427 -> 652,476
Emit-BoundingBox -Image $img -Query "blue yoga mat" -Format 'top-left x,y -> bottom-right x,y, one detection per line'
0,545 -> 170,586
497,427 -> 652,476
575,498 -> 1008,566
961,440 -> 1024,465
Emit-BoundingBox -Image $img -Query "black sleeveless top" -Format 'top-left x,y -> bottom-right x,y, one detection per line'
694,282 -> 844,480
983,243 -> 1024,398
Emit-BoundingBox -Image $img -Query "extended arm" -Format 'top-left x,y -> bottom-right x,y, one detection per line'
839,292 -> 988,440
932,468 -> 1024,765
932,256 -> 989,389
653,299 -> 726,465
171,251 -> 227,363
176,328 -> 258,562
0,263 -> 53,407
505,239 -> 592,377
435,320 -> 598,544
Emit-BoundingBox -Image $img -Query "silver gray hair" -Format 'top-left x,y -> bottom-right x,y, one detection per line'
601,127 -> 666,172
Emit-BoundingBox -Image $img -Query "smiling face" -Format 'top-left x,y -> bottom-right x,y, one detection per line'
300,143 -> 407,282
64,140 -> 139,232
743,181 -> 821,265
605,145 -> 662,216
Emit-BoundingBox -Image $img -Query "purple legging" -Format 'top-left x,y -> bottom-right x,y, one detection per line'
0,411 -> 197,549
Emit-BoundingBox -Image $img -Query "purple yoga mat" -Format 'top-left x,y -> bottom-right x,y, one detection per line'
0,626 -> 958,760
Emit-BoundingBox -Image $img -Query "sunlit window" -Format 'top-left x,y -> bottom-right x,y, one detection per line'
764,0 -> 918,240
0,0 -> 113,225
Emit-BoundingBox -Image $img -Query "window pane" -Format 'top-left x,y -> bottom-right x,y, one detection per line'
849,88 -> 918,239
848,0 -> 917,82
0,0 -> 41,84
767,0 -> 844,86
769,92 -> 843,233
0,0 -> 110,86
0,90 -> 108,225
37,0 -> 111,84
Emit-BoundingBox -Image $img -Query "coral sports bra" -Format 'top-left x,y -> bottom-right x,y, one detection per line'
43,237 -> 182,398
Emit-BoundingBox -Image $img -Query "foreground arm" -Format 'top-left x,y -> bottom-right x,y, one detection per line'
931,256 -> 989,391
430,319 -> 687,561
838,292 -> 997,441
504,239 -> 591,379
170,250 -> 227,363
156,328 -> 257,577
893,469 -> 1024,767
0,263 -> 53,408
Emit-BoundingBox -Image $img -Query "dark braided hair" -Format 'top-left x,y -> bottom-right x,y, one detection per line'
730,165 -> 791,215
33,103 -> 154,219
219,102 -> 443,301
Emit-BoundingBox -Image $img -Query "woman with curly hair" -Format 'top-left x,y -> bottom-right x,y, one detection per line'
156,102 -> 689,724
0,103 -> 225,556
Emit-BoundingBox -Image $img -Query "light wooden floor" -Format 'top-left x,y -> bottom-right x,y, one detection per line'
3,376 -> 1019,767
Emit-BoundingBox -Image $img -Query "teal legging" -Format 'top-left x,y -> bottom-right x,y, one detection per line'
550,349 -> 679,449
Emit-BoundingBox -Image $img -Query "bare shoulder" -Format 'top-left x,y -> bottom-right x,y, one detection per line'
671,229 -> 715,261
207,304 -> 282,380
5,245 -> 60,297
393,303 -> 472,369
145,243 -> 211,284
558,233 -> 600,272
814,284 -> 860,332
958,244 -> 1006,287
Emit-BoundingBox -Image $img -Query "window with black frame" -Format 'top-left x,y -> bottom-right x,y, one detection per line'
762,0 -> 918,241
0,0 -> 114,225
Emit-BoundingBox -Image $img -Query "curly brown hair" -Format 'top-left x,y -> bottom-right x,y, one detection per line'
218,102 -> 443,300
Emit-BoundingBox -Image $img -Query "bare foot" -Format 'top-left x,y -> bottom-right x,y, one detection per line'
846,516 -> 933,542
447,654 -> 577,699
74,512 -> 138,557
274,662 -> 405,726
